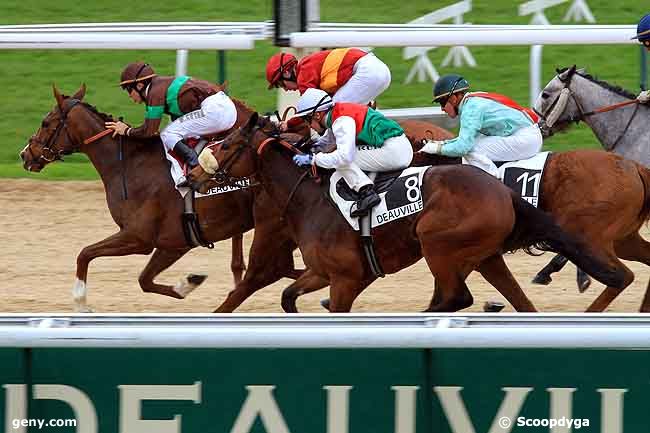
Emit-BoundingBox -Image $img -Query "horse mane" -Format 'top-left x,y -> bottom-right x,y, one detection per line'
558,67 -> 637,100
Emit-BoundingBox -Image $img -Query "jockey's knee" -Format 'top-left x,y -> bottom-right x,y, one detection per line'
160,129 -> 182,151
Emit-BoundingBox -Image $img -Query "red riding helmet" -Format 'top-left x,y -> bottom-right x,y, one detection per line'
266,53 -> 298,89
119,62 -> 156,91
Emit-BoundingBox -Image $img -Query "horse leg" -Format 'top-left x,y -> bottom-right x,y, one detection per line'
74,231 -> 153,312
138,248 -> 206,299
230,234 -> 246,285
281,270 -> 330,313
612,233 -> 650,312
585,249 -> 634,312
328,276 -> 374,313
477,254 -> 537,312
531,254 -> 569,285
576,268 -> 592,293
214,230 -> 297,313
420,253 -> 474,312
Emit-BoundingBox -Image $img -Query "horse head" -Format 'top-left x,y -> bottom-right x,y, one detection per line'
534,65 -> 585,137
21,84 -> 88,172
189,112 -> 270,193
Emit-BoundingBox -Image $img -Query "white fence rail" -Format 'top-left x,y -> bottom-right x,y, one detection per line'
1,314 -> 650,348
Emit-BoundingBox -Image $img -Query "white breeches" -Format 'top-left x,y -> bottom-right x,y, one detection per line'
463,124 -> 543,178
337,134 -> 413,191
159,91 -> 237,186
331,54 -> 392,105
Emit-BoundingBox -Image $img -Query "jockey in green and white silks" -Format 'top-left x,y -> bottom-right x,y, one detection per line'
634,13 -> 650,103
419,74 -> 543,178
292,88 -> 413,217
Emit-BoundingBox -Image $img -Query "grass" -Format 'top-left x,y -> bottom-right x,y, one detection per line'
2,0 -> 645,179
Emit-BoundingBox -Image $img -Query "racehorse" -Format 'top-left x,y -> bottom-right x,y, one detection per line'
186,113 -> 624,312
531,65 -> 650,302
20,84 -> 302,312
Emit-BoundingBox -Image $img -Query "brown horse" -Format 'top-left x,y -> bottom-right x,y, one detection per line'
187,113 -> 624,312
20,85 -> 302,312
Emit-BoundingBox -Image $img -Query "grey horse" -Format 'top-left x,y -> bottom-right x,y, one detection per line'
532,65 -> 649,291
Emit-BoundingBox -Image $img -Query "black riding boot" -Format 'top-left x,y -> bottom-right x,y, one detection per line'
351,184 -> 381,218
173,140 -> 199,168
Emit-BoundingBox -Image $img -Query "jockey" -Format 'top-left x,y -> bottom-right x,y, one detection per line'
633,13 -> 650,103
106,62 -> 237,186
265,48 -> 391,105
291,88 -> 413,218
419,74 -> 542,178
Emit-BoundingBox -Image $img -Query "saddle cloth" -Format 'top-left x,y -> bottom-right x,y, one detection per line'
329,166 -> 429,231
496,151 -> 551,208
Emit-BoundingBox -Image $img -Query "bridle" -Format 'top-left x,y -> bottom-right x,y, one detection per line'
199,118 -> 318,217
537,68 -> 640,150
27,98 -> 82,164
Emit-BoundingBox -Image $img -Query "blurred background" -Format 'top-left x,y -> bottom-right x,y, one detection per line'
1,0 -> 643,179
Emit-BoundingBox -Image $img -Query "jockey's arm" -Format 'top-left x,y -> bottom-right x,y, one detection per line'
313,116 -> 357,169
436,105 -> 482,157
126,116 -> 162,139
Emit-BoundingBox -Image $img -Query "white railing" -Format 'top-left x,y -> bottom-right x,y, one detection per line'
1,314 -> 650,348
291,24 -> 637,106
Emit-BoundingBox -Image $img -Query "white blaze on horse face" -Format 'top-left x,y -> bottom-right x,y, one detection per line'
72,278 -> 92,313
198,148 -> 219,175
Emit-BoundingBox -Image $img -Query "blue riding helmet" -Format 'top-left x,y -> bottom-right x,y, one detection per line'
632,13 -> 650,41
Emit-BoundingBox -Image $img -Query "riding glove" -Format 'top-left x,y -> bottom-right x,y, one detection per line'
637,90 -> 650,104
293,154 -> 314,167
419,140 -> 446,155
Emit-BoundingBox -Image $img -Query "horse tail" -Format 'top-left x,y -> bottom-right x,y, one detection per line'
635,163 -> 650,223
505,193 -> 626,288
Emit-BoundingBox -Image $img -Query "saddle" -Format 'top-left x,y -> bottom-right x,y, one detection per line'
334,169 -> 403,202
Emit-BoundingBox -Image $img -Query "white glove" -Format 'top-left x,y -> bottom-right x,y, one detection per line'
419,140 -> 445,155
637,90 -> 650,104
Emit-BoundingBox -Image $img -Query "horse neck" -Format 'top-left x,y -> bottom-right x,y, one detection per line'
75,109 -> 172,191
232,99 -> 255,129
573,77 -> 650,160
257,145 -> 329,222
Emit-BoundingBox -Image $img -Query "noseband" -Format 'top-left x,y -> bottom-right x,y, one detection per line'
29,99 -> 82,163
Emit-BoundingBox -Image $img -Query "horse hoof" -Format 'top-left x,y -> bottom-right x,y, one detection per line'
76,306 -> 94,313
187,273 -> 207,286
578,277 -> 591,293
320,298 -> 331,311
483,301 -> 505,313
531,274 -> 552,285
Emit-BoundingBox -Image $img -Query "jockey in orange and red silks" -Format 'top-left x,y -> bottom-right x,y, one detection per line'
265,49 -> 391,105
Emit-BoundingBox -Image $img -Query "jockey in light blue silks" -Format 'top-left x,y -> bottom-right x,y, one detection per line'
633,13 -> 650,104
419,74 -> 543,178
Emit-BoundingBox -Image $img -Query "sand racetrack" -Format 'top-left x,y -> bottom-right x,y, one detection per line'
1,179 -> 648,313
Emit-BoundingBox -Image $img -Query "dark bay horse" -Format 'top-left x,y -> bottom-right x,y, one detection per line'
531,66 -> 650,306
187,113 -> 624,312
20,85 -> 301,312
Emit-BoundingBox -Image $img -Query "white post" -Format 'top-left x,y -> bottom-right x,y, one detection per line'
563,0 -> 596,23
175,49 -> 188,76
403,0 -> 475,85
530,44 -> 543,107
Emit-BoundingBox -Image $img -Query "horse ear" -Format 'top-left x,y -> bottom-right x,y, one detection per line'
52,84 -> 65,109
569,65 -> 577,74
72,83 -> 86,101
245,112 -> 259,132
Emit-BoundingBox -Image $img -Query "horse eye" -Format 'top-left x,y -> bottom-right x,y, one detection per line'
41,120 -> 49,128
541,92 -> 550,100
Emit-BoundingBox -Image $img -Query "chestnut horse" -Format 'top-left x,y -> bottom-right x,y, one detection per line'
188,113 -> 624,312
20,85 -> 302,312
